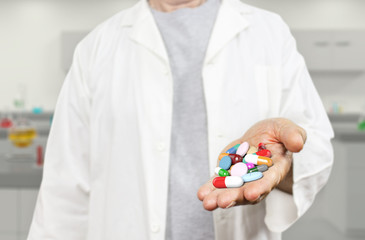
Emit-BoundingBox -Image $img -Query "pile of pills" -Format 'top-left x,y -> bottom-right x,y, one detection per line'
213,142 -> 273,188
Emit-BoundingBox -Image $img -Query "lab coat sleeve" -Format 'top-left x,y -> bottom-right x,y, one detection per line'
264,19 -> 335,232
28,43 -> 91,239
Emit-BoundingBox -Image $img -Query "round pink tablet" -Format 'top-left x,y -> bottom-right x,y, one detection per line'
236,142 -> 250,156
230,162 -> 248,177
246,162 -> 255,170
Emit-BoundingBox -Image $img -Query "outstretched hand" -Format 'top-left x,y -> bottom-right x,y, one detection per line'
197,118 -> 307,211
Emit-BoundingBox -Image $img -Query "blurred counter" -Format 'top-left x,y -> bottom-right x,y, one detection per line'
329,113 -> 365,141
0,112 -> 52,189
0,139 -> 44,189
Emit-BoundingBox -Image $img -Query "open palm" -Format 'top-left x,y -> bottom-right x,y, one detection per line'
198,118 -> 307,210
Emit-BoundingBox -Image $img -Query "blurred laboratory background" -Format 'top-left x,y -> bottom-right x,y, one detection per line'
0,0 -> 364,239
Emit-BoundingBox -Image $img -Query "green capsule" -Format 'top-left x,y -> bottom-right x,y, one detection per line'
215,167 -> 230,177
248,167 -> 259,173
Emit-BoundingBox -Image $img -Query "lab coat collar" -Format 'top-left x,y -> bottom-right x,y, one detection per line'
124,0 -> 169,63
204,0 -> 252,64
121,0 -> 253,64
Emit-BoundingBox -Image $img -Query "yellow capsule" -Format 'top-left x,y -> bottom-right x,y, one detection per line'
257,156 -> 273,167
247,146 -> 258,154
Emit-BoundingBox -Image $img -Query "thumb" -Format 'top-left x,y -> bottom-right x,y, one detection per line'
276,119 -> 307,153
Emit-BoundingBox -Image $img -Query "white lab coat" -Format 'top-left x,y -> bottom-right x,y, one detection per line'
28,0 -> 334,239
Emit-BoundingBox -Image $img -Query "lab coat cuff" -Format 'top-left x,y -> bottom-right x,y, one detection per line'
264,188 -> 297,233
264,166 -> 332,233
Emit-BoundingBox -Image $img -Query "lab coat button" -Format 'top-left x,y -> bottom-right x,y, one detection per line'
151,223 -> 160,233
157,142 -> 166,151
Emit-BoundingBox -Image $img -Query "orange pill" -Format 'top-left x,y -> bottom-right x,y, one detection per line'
219,152 -> 229,160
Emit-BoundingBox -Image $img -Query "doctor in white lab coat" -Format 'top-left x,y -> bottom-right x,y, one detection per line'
28,0 -> 334,239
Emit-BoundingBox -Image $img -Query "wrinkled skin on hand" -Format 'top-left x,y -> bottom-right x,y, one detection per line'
197,118 -> 307,211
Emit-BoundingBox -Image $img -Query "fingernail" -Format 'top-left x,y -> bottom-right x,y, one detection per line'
225,201 -> 236,209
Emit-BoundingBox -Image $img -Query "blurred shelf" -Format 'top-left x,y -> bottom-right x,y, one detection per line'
0,112 -> 52,139
0,138 -> 44,189
328,113 -> 365,141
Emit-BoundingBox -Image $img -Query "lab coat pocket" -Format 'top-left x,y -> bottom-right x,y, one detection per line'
254,65 -> 282,119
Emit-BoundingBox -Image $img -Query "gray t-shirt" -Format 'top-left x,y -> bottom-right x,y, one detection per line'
151,0 -> 220,239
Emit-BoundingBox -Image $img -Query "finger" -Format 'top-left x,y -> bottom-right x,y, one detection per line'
202,188 -> 225,211
243,173 -> 276,202
216,187 -> 248,208
276,119 -> 307,153
250,192 -> 269,205
197,177 -> 215,201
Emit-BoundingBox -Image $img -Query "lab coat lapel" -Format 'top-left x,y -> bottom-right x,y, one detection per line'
128,0 -> 169,63
204,0 -> 252,64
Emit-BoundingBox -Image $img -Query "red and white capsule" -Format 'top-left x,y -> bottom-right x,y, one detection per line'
213,176 -> 244,188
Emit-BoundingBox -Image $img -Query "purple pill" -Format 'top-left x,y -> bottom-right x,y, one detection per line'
246,162 -> 255,170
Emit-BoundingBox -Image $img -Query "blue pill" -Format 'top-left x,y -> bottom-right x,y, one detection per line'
219,156 -> 232,170
226,147 -> 237,154
242,172 -> 263,183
